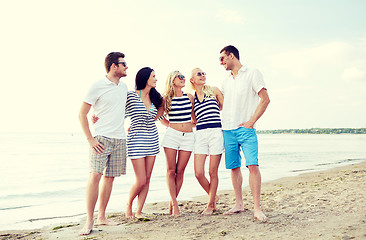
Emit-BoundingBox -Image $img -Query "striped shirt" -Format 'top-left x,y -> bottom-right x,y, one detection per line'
194,92 -> 222,130
168,94 -> 192,123
125,91 -> 159,158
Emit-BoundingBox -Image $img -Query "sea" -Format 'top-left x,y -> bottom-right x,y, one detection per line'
0,131 -> 365,231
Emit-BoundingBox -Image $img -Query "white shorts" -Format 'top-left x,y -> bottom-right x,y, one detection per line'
194,128 -> 224,155
161,127 -> 194,151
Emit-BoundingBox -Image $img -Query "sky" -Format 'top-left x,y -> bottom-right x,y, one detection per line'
0,0 -> 365,132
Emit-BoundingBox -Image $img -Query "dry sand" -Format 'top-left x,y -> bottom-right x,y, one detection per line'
1,161 -> 365,240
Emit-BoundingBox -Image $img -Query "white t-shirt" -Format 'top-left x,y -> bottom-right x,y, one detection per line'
84,77 -> 128,139
221,66 -> 266,130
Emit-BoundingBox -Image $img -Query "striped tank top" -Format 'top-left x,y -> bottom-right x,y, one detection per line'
168,94 -> 192,123
194,92 -> 222,130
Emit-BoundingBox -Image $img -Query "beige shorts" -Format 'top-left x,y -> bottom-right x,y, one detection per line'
161,127 -> 194,151
194,128 -> 224,155
89,136 -> 127,177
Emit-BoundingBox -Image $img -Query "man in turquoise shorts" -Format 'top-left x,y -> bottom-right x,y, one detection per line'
219,45 -> 270,221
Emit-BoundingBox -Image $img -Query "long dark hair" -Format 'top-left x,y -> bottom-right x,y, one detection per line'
135,67 -> 163,108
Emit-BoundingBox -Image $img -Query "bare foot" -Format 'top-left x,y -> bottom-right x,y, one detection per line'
172,212 -> 182,217
223,206 -> 245,215
201,207 -> 214,216
254,210 -> 268,222
172,206 -> 181,217
125,203 -> 134,219
96,218 -> 120,226
79,220 -> 93,236
135,213 -> 145,219
215,195 -> 220,203
125,213 -> 134,219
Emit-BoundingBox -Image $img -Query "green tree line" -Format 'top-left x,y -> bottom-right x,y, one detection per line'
257,128 -> 366,134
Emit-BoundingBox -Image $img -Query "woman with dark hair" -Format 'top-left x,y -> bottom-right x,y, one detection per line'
94,67 -> 164,218
124,67 -> 164,218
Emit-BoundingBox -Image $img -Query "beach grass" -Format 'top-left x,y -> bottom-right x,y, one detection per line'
52,224 -> 79,231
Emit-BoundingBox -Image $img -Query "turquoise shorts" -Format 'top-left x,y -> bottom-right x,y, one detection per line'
223,127 -> 258,169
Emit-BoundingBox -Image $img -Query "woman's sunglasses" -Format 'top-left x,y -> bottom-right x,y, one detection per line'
177,75 -> 185,80
196,72 -> 206,76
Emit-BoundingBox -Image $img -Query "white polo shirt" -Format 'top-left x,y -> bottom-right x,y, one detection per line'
84,76 -> 128,139
221,66 -> 266,130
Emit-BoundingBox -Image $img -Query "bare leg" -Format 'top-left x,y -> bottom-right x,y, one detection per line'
194,154 -> 209,194
97,176 -> 119,225
79,172 -> 101,235
168,200 -> 173,215
126,158 -> 147,218
164,148 -> 179,216
224,167 -> 244,215
165,148 -> 191,217
174,150 -> 191,204
202,154 -> 221,215
248,165 -> 267,221
135,156 -> 156,218
195,154 -> 219,215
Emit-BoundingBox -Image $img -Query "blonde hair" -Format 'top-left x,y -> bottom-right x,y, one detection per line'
189,67 -> 215,99
163,70 -> 180,113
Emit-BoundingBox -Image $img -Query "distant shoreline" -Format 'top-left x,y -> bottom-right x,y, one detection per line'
0,128 -> 365,135
257,127 -> 366,134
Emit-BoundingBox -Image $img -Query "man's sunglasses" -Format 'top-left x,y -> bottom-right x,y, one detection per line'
177,75 -> 185,80
118,62 -> 127,67
196,72 -> 206,76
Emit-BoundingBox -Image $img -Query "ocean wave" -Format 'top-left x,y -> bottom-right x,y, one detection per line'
315,158 -> 366,166
290,158 -> 365,173
0,205 -> 33,211
27,213 -> 86,222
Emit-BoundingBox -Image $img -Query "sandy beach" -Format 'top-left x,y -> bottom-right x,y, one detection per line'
2,161 -> 365,240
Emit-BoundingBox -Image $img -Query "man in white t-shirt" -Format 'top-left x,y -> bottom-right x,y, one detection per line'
78,52 -> 128,235
219,45 -> 270,221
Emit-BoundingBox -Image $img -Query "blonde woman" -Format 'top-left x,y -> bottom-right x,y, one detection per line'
189,68 -> 224,215
160,71 -> 195,217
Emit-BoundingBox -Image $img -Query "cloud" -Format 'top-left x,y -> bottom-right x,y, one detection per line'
342,67 -> 366,82
215,9 -> 244,24
267,42 -> 352,78
265,40 -> 366,86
